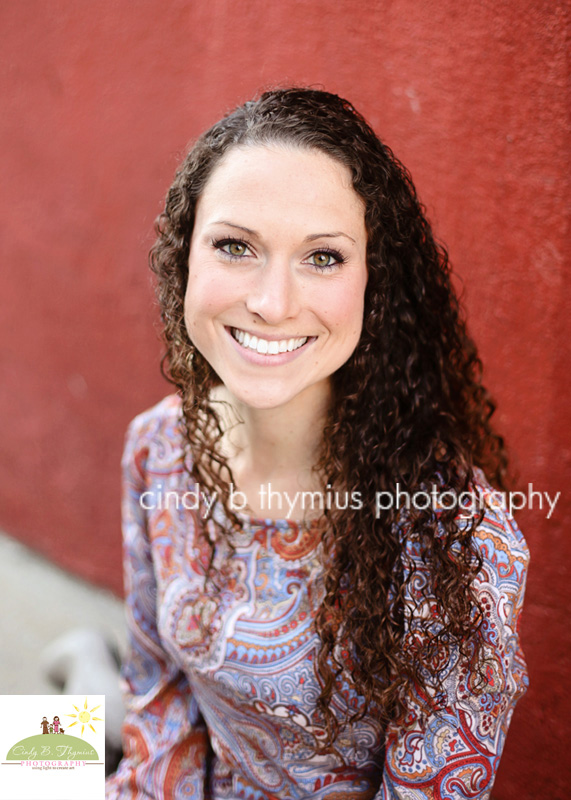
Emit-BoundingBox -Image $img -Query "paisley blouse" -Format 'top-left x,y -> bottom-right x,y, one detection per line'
105,395 -> 529,800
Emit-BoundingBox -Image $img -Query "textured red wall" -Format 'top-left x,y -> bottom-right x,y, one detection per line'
1,1 -> 568,796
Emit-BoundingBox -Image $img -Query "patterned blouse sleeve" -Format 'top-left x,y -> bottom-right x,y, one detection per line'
105,417 -> 211,799
375,495 -> 529,800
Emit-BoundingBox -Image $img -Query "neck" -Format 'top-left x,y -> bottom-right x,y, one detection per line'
209,384 -> 331,517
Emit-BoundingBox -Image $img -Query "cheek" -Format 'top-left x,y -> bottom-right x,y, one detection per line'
184,282 -> 208,341
323,286 -> 366,340
185,273 -> 228,318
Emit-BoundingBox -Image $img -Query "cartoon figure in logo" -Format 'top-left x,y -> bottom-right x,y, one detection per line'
49,722 -> 53,733
52,715 -> 61,734
40,716 -> 49,734
59,726 -> 65,735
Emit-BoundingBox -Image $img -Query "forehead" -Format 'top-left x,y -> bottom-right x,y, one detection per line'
194,144 -> 366,235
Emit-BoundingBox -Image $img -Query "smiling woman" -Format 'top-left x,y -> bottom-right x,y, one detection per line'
106,88 -> 529,800
184,146 -> 367,416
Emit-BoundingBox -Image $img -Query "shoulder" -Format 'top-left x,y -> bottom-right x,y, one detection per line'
125,393 -> 184,441
468,470 -> 530,590
403,470 -> 530,572
401,470 -> 529,623
122,394 -> 186,480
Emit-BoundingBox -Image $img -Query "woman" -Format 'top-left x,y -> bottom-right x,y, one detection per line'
106,88 -> 529,799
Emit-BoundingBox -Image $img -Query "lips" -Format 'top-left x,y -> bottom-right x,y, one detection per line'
230,327 -> 309,355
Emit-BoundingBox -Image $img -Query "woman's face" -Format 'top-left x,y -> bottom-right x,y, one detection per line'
184,144 -> 368,412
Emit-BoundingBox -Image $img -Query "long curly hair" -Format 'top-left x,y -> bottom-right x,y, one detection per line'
149,87 -> 509,745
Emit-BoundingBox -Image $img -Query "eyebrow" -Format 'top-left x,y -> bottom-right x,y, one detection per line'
210,220 -> 356,245
305,231 -> 356,244
211,221 -> 258,237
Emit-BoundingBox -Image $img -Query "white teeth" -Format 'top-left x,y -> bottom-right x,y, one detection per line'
231,328 -> 308,355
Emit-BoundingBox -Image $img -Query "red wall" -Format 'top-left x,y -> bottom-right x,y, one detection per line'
1,1 -> 568,796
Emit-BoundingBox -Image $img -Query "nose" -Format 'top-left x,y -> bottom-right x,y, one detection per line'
245,258 -> 300,324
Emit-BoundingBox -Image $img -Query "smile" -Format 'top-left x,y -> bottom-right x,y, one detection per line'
230,327 -> 309,355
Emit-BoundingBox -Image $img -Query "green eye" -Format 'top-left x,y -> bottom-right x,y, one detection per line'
309,250 -> 344,270
312,252 -> 333,267
226,241 -> 247,256
213,238 -> 251,258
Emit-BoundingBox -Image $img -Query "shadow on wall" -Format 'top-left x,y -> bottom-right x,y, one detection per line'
0,532 -> 127,774
41,628 -> 124,775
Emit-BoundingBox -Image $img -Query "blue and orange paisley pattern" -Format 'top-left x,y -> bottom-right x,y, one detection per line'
106,395 -> 529,800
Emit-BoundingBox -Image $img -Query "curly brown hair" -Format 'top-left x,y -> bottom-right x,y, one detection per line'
149,87 -> 508,745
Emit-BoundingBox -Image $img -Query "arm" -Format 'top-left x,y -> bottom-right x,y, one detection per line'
376,498 -> 529,800
106,416 -> 211,800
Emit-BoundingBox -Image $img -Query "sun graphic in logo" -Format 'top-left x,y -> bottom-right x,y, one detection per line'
66,698 -> 104,736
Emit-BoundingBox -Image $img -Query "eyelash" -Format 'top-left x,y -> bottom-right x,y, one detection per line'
211,238 -> 347,272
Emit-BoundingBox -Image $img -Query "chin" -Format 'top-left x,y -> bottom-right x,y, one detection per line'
230,391 -> 293,411
219,378 -> 301,411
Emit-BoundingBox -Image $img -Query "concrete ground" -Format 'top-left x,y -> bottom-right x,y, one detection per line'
0,530 -> 127,695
